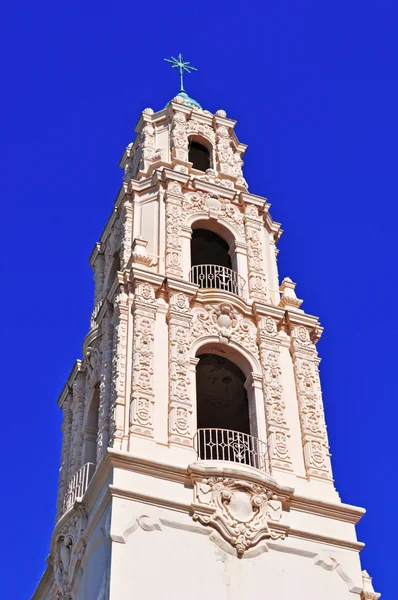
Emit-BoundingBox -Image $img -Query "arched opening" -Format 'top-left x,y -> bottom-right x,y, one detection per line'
194,347 -> 267,471
196,353 -> 250,433
190,229 -> 244,296
82,385 -> 99,465
188,139 -> 211,172
191,229 -> 232,269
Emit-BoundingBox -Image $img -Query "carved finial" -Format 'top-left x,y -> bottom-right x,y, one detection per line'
361,571 -> 381,600
279,277 -> 303,312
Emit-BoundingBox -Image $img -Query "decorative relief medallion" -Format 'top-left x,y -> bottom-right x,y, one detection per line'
191,302 -> 259,357
191,477 -> 285,555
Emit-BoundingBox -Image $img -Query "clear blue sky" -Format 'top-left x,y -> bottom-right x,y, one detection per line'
1,1 -> 395,597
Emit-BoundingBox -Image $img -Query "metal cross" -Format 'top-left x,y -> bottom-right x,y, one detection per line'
164,54 -> 197,92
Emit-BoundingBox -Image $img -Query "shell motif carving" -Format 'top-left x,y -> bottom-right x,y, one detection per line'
191,302 -> 259,358
192,478 -> 284,555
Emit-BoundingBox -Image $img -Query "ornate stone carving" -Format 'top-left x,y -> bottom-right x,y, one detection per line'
97,314 -> 113,461
53,511 -> 86,600
258,317 -> 293,472
110,288 -> 129,448
191,477 -> 285,555
165,180 -> 184,277
132,237 -> 152,267
290,325 -> 333,481
191,302 -> 259,357
56,403 -> 73,521
69,375 -> 85,477
171,109 -> 188,161
279,277 -> 303,311
168,292 -> 193,446
182,191 -> 245,238
215,124 -> 247,188
130,282 -> 157,437
361,570 -> 381,600
244,204 -> 267,300
187,119 -> 215,143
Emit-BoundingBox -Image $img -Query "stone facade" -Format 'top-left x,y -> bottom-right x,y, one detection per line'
32,96 -> 380,600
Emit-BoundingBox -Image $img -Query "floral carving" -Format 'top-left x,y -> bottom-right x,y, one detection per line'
130,284 -> 157,437
165,181 -> 184,276
290,326 -> 333,480
258,319 -> 293,472
191,302 -> 259,357
191,477 -> 285,555
168,293 -> 193,445
215,124 -> 248,188
244,205 -> 267,300
182,191 -> 245,238
53,511 -> 86,600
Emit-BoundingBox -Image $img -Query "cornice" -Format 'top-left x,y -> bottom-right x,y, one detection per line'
192,178 -> 237,200
288,527 -> 364,552
290,494 -> 365,525
166,276 -> 199,297
57,360 -> 83,408
188,462 -> 295,499
194,288 -> 252,315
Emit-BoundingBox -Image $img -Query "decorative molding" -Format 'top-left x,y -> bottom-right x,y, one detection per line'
130,281 -> 157,438
244,203 -> 268,300
290,325 -> 333,481
190,301 -> 259,358
258,316 -> 293,472
190,473 -> 287,555
168,292 -> 194,446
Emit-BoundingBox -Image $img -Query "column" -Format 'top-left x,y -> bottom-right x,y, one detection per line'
244,203 -> 268,302
290,324 -> 333,482
258,314 -> 293,473
165,179 -> 184,277
167,291 -> 194,447
110,289 -> 129,450
97,310 -> 113,462
69,373 -> 86,476
129,280 -> 157,440
56,398 -> 72,521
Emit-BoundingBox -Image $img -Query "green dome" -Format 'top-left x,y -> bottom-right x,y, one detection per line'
165,91 -> 202,110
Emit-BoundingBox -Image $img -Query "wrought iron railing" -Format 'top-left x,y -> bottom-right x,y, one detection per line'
195,428 -> 267,473
63,462 -> 96,512
189,264 -> 246,298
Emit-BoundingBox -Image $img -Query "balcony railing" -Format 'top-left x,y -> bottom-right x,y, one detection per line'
63,462 -> 96,513
190,264 -> 246,299
195,428 -> 267,473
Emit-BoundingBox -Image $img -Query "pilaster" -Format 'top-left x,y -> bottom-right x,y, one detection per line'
290,323 -> 334,483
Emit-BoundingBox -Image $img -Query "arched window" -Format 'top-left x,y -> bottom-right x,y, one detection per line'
191,229 -> 232,269
82,385 -> 99,465
195,348 -> 267,471
188,139 -> 211,172
190,229 -> 244,296
196,353 -> 250,434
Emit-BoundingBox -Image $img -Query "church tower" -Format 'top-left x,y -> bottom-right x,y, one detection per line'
32,57 -> 380,600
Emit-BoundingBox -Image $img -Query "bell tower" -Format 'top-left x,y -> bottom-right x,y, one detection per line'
32,59 -> 380,600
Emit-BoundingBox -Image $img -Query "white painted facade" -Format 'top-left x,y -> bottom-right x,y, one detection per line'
32,94 -> 380,600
